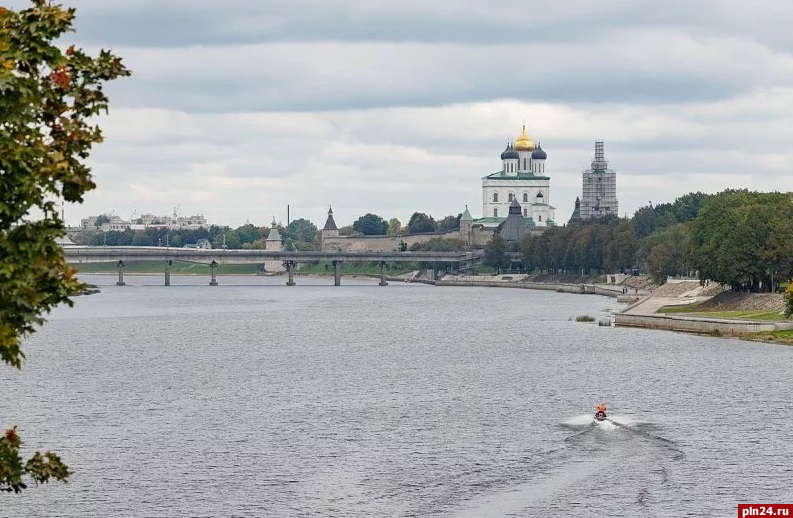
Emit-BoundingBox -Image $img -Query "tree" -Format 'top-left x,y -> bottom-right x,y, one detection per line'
483,235 -> 509,270
436,214 -> 461,233
352,213 -> 388,235
688,190 -> 791,292
338,225 -> 357,236
387,218 -> 401,235
605,219 -> 637,273
234,223 -> 263,245
93,214 -> 111,227
633,205 -> 661,240
0,1 -> 130,492
409,237 -> 463,270
785,282 -> 793,318
642,224 -> 691,284
283,218 -> 318,244
407,212 -> 436,234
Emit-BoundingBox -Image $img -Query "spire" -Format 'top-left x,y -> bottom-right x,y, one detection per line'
323,205 -> 338,231
266,222 -> 281,241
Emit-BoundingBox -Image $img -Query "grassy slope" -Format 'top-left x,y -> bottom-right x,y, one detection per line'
658,306 -> 784,321
657,300 -> 792,345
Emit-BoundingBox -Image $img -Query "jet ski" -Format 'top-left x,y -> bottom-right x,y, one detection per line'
594,411 -> 607,422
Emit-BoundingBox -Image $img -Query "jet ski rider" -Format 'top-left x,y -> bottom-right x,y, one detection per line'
596,403 -> 607,418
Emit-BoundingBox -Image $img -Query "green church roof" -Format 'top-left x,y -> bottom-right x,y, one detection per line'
484,171 -> 550,181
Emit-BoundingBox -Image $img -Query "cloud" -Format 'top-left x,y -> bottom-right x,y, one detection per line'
75,83 -> 793,228
10,0 -> 784,230
91,29 -> 793,114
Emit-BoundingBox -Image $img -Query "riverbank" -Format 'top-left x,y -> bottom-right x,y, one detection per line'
615,280 -> 793,344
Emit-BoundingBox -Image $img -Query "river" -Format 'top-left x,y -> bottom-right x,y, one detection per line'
2,274 -> 792,517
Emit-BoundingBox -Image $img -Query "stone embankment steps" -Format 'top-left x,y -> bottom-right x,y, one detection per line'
616,280 -> 793,334
623,281 -> 716,316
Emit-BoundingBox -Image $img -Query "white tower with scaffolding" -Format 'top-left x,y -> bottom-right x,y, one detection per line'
580,141 -> 618,219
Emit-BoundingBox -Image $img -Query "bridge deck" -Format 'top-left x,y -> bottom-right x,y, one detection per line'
64,246 -> 470,264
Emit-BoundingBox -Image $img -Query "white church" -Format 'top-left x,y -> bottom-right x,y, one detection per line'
479,125 -> 556,229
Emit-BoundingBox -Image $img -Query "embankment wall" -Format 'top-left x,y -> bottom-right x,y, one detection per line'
434,281 -> 624,298
614,313 -> 793,334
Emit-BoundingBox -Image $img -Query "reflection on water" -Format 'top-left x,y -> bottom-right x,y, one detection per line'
2,275 -> 792,517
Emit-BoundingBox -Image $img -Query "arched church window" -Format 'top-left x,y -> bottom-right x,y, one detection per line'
493,193 -> 499,202
523,208 -> 527,217
494,208 -> 498,217
508,193 -> 513,202
523,193 -> 528,202
539,215 -> 542,222
523,158 -> 527,170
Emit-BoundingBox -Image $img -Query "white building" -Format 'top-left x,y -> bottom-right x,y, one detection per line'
580,141 -> 618,219
479,125 -> 556,229
79,210 -> 210,231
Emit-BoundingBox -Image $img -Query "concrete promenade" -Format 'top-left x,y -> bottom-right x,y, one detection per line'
615,286 -> 793,334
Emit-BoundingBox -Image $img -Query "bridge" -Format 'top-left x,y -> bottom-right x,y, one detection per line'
63,246 -> 472,287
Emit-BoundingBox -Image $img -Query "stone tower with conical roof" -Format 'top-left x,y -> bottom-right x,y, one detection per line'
320,205 -> 339,250
569,196 -> 582,222
264,217 -> 284,272
498,198 -> 527,242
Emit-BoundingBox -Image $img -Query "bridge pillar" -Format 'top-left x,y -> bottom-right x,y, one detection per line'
379,261 -> 388,286
333,260 -> 342,286
116,260 -> 125,286
164,259 -> 171,286
286,261 -> 296,286
209,260 -> 218,286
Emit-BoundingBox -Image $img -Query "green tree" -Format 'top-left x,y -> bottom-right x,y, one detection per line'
234,223 -> 263,245
0,0 -> 130,492
633,205 -> 661,240
688,190 -> 790,291
93,214 -> 110,227
483,235 -> 509,270
387,218 -> 401,235
352,213 -> 388,235
407,212 -> 436,234
410,237 -> 464,252
283,218 -> 318,244
435,214 -> 461,233
785,282 -> 793,318
642,224 -> 691,284
605,219 -> 637,273
338,225 -> 357,236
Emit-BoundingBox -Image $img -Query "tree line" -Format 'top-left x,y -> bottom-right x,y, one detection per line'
75,211 -> 464,249
348,211 -> 460,236
482,189 -> 793,292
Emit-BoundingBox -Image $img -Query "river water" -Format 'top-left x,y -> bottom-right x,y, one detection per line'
2,274 -> 792,517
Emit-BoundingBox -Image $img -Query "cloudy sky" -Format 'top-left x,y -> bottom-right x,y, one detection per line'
27,1 -> 793,228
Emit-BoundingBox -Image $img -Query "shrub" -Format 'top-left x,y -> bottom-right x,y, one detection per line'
785,282 -> 793,318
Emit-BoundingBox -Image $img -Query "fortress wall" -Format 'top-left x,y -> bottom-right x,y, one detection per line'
321,230 -> 460,252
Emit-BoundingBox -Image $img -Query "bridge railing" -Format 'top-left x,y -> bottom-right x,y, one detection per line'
63,246 -> 473,264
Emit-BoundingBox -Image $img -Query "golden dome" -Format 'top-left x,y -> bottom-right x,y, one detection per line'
513,124 -> 535,151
